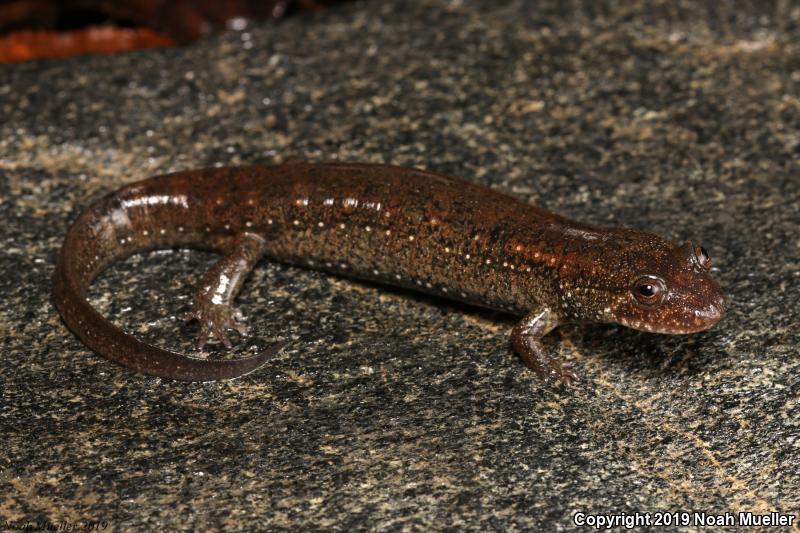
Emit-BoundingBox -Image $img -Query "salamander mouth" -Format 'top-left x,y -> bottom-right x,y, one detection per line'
618,296 -> 727,334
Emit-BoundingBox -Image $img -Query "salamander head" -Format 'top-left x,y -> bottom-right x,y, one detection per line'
567,233 -> 727,334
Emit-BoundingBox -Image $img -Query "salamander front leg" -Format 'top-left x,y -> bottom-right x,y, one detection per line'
185,232 -> 267,349
511,308 -> 579,387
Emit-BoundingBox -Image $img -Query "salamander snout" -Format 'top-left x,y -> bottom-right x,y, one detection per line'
683,284 -> 727,332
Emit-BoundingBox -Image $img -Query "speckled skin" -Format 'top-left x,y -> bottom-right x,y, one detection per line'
52,162 -> 726,384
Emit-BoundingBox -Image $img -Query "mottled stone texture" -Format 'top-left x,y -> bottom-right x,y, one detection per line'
1,0 -> 798,530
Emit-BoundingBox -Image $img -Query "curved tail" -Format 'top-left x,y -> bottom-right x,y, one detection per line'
52,185 -> 279,381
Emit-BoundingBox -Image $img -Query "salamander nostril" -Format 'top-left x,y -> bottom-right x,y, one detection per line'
717,295 -> 728,316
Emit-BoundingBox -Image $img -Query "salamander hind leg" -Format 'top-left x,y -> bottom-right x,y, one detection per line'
185,232 -> 268,349
511,308 -> 579,387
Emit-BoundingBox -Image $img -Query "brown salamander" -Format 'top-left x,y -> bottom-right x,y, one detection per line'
52,162 -> 727,385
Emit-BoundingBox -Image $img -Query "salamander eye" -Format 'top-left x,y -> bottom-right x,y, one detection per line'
631,276 -> 667,308
692,243 -> 712,270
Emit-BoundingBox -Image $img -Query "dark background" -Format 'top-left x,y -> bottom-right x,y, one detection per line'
1,0 -> 798,529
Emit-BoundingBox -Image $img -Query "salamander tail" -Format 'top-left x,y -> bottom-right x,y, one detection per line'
52,190 -> 280,381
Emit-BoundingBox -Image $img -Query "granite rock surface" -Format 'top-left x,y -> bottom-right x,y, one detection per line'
1,0 -> 798,530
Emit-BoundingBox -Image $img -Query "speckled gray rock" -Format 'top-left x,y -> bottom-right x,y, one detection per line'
1,0 -> 798,530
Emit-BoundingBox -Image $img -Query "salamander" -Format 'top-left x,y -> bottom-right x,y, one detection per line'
52,162 -> 727,385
